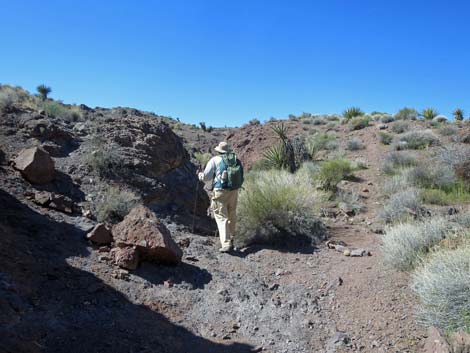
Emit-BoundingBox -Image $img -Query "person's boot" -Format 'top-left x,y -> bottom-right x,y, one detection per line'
219,244 -> 233,253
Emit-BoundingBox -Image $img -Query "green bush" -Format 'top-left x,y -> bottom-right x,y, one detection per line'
343,107 -> 364,122
236,169 -> 327,247
350,116 -> 370,130
194,152 -> 212,168
95,186 -> 139,224
315,158 -> 353,191
382,217 -> 452,271
395,107 -> 418,120
412,245 -> 470,331
38,100 -> 82,122
380,115 -> 395,123
378,132 -> 393,145
396,130 -> 440,150
420,189 -> 450,205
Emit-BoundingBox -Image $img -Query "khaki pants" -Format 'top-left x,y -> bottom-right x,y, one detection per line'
211,189 -> 239,247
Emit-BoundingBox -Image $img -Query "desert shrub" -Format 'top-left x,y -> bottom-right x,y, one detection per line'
383,173 -> 412,197
439,145 -> 470,168
350,116 -> 370,130
343,107 -> 364,122
406,162 -> 456,191
336,190 -> 365,215
236,169 -> 327,247
378,132 -> 393,145
85,143 -> 127,179
391,121 -> 409,134
305,133 -> 337,159
346,137 -> 365,150
315,159 -> 353,191
38,101 -> 82,122
381,151 -> 417,175
194,152 -> 212,168
395,107 -> 418,120
455,212 -> 470,228
302,119 -> 312,124
379,187 -> 424,223
382,217 -> 452,271
0,86 -> 19,112
455,161 -> 470,185
326,122 -> 337,129
412,245 -> 470,331
396,130 -> 440,150
422,108 -> 438,120
420,189 -> 450,205
325,115 -> 340,121
453,108 -> 464,122
352,158 -> 368,170
95,186 -> 139,224
438,125 -> 458,136
379,115 -> 395,123
312,118 -> 324,125
249,118 -> 261,125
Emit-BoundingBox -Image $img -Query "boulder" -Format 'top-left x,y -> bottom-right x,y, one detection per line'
424,327 -> 451,353
13,147 -> 55,184
113,205 -> 182,265
86,224 -> 112,245
111,246 -> 139,270
33,191 -> 74,214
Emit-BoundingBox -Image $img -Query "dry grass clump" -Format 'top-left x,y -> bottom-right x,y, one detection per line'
95,186 -> 140,224
236,169 -> 327,247
438,125 -> 459,136
382,217 -> 452,271
412,245 -> 470,331
305,133 -> 338,159
379,187 -> 424,223
383,173 -> 412,196
38,100 -> 83,123
0,86 -> 20,112
396,130 -> 440,150
346,137 -> 365,150
381,151 -> 417,175
336,190 -> 365,215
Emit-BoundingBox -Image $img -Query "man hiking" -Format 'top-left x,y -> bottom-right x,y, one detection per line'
198,142 -> 244,253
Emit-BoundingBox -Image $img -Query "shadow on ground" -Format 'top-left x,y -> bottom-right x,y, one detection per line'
0,189 -> 255,353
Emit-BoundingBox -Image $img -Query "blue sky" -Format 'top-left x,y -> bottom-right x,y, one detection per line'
2,0 -> 470,126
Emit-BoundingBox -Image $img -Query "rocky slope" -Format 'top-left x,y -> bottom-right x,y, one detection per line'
1,90 -> 470,353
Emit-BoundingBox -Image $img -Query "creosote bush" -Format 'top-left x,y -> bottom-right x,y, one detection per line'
412,245 -> 470,331
236,169 -> 327,247
95,186 -> 140,224
315,158 -> 353,191
382,217 -> 452,271
395,107 -> 418,120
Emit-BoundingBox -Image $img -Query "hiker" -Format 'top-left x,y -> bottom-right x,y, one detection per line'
198,142 -> 244,253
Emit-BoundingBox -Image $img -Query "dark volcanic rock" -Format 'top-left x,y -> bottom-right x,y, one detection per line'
86,223 -> 112,245
113,205 -> 183,265
13,147 -> 55,184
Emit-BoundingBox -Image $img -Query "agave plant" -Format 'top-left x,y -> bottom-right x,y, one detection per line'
262,123 -> 297,172
422,108 -> 438,120
453,108 -> 464,121
343,107 -> 364,122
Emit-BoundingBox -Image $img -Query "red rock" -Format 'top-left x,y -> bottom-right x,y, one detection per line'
13,147 -> 55,184
113,205 -> 182,265
86,223 -> 112,245
112,246 -> 139,270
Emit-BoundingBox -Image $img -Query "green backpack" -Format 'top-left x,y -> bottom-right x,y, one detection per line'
219,153 -> 244,190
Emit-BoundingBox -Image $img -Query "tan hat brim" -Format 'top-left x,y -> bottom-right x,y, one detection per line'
214,147 -> 227,153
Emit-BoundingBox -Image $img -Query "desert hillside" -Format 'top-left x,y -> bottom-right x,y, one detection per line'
1,85 -> 470,353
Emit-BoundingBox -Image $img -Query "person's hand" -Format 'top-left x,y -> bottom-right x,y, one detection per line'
198,172 -> 204,181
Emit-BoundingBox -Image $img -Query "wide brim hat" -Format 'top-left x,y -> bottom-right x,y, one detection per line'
214,141 -> 231,154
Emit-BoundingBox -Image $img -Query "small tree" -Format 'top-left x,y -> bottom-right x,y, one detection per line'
453,108 -> 464,121
199,122 -> 207,131
36,84 -> 51,100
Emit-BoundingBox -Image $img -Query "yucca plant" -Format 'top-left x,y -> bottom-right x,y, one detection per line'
453,108 -> 464,121
36,84 -> 51,101
343,107 -> 364,122
422,108 -> 438,120
263,123 -> 297,172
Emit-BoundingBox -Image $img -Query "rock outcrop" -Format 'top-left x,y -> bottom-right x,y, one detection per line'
113,205 -> 183,266
13,147 -> 55,184
86,223 -> 112,245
